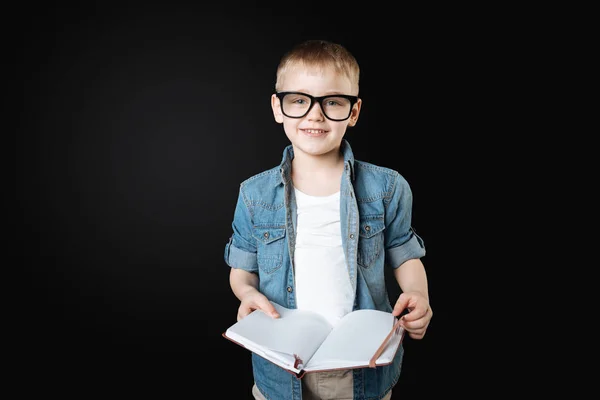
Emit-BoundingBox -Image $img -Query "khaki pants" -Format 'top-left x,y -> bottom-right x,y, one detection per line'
252,370 -> 392,400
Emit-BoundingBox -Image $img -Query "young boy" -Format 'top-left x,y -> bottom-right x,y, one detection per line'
224,39 -> 432,400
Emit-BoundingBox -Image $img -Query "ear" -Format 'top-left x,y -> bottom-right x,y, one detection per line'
271,94 -> 284,124
347,98 -> 362,127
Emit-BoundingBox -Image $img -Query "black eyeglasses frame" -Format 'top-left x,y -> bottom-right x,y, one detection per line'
275,91 -> 359,122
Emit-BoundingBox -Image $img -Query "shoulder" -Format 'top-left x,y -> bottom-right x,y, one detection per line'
354,160 -> 402,179
353,160 -> 410,198
237,166 -> 284,208
239,165 -> 281,190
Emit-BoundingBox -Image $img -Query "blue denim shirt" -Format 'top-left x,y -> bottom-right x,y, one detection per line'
224,139 -> 426,400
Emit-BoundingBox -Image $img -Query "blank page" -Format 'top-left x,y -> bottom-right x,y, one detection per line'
305,309 -> 398,370
225,302 -> 333,366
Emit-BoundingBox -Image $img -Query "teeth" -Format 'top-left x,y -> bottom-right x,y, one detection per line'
305,129 -> 324,134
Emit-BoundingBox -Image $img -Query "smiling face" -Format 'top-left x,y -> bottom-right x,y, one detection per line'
271,64 -> 362,159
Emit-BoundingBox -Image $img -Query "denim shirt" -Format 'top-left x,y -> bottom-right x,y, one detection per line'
224,139 -> 426,400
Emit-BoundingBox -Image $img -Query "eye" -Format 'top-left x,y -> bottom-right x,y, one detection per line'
283,94 -> 310,105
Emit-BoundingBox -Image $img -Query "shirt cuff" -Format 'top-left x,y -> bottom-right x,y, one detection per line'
386,234 -> 426,269
224,240 -> 258,272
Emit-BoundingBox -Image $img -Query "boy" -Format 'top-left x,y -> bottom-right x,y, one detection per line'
224,39 -> 432,400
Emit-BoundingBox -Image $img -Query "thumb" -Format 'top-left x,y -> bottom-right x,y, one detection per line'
258,298 -> 280,318
392,293 -> 410,317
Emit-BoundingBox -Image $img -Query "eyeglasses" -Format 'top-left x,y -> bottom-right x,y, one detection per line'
275,91 -> 359,121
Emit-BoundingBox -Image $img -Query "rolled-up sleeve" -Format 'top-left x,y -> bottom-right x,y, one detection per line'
384,172 -> 426,269
224,186 -> 259,273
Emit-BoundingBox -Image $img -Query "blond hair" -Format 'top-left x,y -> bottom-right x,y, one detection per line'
274,40 -> 360,94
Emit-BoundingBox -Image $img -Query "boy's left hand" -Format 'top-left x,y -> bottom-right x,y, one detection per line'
392,292 -> 432,340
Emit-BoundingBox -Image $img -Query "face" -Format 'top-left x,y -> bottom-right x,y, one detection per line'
271,65 -> 362,158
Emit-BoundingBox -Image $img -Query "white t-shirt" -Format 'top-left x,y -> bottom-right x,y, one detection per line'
293,188 -> 354,327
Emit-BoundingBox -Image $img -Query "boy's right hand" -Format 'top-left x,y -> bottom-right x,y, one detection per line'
237,290 -> 280,321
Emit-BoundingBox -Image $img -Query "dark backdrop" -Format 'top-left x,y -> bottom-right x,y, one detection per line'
14,3 -> 483,398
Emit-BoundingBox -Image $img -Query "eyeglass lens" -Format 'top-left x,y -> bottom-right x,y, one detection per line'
280,93 -> 352,120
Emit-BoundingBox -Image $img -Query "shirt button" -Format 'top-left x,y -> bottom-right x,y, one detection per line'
365,225 -> 371,232
263,232 -> 269,239
349,234 -> 355,239
287,286 -> 293,293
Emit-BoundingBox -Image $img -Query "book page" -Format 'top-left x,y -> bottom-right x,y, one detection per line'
225,302 -> 333,370
304,309 -> 401,371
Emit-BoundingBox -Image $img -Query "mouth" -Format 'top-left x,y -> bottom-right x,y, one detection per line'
300,128 -> 327,137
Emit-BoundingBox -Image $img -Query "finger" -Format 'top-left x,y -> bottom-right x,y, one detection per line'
407,331 -> 425,340
400,313 -> 426,330
402,305 -> 429,322
401,321 -> 426,337
237,302 -> 257,320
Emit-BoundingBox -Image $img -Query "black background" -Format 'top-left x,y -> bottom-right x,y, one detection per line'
13,3 -> 501,398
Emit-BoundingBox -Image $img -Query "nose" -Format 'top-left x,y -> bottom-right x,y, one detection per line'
306,100 -> 325,121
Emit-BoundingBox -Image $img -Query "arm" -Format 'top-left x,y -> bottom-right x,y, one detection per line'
392,258 -> 432,340
225,187 -> 279,321
383,172 -> 432,339
229,267 -> 280,321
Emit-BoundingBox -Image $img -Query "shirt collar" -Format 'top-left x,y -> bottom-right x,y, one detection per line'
277,139 -> 356,187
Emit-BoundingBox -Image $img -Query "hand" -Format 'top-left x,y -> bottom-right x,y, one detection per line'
236,289 -> 280,321
392,291 -> 432,340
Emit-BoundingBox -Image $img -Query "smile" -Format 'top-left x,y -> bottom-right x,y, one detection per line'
301,129 -> 327,135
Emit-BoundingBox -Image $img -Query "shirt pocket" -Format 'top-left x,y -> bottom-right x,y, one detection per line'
357,216 -> 385,269
252,226 -> 286,274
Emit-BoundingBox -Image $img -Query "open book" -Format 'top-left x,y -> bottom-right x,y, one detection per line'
222,302 -> 404,378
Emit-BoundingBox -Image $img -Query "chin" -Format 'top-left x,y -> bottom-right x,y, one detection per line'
294,141 -> 341,157
286,130 -> 344,154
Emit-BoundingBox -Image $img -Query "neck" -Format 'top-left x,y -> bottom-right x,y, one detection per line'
292,148 -> 343,173
291,147 -> 344,196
